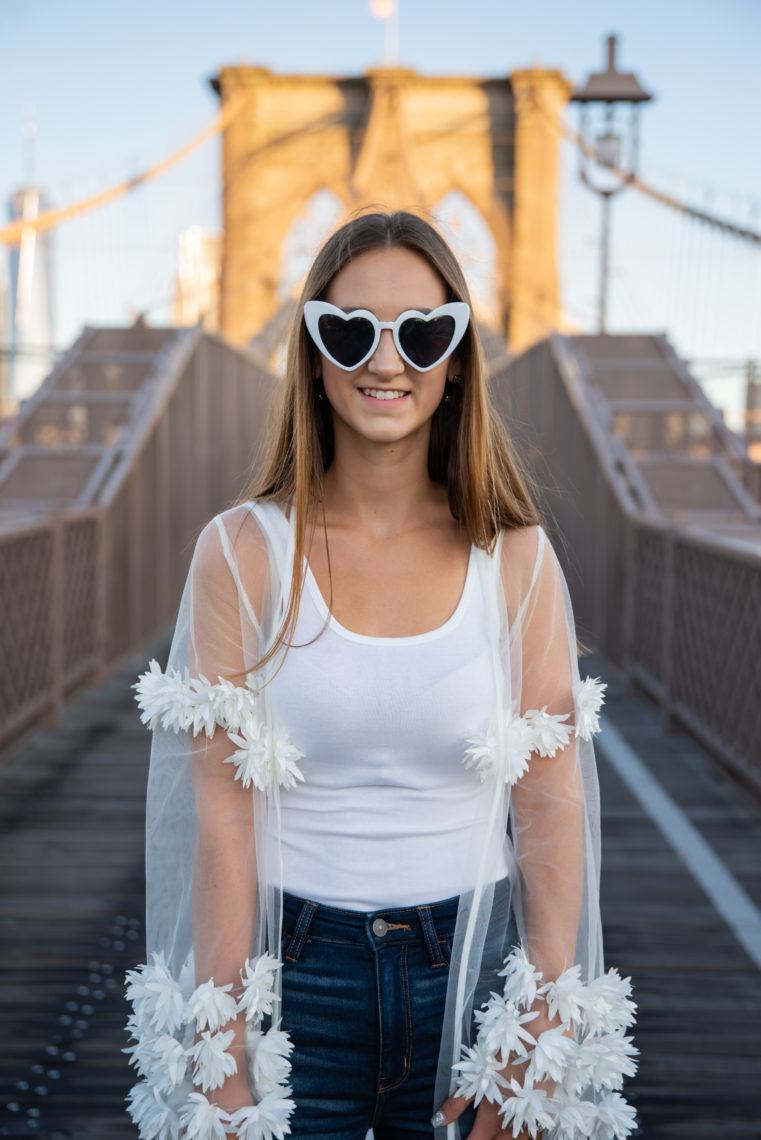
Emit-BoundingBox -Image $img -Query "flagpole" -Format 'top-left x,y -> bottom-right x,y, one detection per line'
388,3 -> 398,65
370,0 -> 399,65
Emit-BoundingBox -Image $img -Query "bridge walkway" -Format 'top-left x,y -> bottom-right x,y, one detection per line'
0,641 -> 759,1139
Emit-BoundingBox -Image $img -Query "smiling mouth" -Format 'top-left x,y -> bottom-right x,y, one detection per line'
359,388 -> 410,401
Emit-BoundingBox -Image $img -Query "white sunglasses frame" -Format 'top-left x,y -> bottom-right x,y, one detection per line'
303,300 -> 471,373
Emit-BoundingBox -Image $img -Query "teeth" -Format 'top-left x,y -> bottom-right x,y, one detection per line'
361,389 -> 408,400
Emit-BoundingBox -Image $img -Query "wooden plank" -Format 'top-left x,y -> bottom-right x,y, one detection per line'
0,638 -> 158,1138
589,654 -> 761,1138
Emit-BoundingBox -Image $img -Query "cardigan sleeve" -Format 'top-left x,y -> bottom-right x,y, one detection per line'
506,524 -> 586,981
124,505 -> 298,1140
470,523 -> 640,1140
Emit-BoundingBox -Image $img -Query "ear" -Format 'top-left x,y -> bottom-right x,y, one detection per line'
446,358 -> 461,382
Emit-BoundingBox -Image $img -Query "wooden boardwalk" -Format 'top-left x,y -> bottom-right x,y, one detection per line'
0,636 -> 166,1140
0,640 -> 760,1138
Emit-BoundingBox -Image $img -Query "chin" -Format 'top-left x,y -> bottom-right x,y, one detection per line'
328,397 -> 438,448
357,423 -> 417,445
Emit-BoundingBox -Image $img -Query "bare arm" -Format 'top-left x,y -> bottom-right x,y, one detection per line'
505,525 -> 585,982
188,515 -> 266,1119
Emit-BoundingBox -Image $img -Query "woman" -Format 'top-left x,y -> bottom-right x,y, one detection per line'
125,210 -> 638,1140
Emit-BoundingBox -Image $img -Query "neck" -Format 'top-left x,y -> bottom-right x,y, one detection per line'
321,423 -> 443,539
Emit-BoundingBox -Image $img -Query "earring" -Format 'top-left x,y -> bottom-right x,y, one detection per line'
449,374 -> 463,384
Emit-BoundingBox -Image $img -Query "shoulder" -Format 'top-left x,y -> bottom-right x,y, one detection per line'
194,502 -> 264,563
192,502 -> 270,612
496,523 -> 559,623
498,522 -> 546,582
499,522 -> 544,561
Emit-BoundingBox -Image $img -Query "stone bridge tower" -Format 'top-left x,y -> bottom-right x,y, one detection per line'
211,64 -> 572,354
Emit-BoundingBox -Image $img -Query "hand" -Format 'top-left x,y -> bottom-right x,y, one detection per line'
432,1073 -> 552,1140
432,1004 -> 564,1140
434,1090 -> 540,1139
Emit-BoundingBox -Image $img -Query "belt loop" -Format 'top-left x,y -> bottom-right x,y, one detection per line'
416,904 -> 447,968
284,900 -> 318,962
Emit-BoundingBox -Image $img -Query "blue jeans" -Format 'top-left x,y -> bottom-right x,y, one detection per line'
278,889 -> 478,1139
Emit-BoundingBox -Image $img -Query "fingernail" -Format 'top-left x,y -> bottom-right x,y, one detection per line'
431,1110 -> 447,1128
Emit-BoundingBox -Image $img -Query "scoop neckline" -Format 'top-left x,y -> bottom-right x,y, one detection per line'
303,537 -> 477,646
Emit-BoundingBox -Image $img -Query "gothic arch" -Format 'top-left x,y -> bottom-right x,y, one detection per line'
432,191 -> 499,326
278,188 -> 345,302
212,65 -> 572,352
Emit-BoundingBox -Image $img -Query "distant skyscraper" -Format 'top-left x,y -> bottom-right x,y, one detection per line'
7,186 -> 55,407
172,226 -> 220,330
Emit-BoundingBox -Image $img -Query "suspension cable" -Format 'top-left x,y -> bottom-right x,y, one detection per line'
0,95 -> 247,247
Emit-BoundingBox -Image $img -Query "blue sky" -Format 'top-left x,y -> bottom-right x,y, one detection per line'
1,0 -> 760,424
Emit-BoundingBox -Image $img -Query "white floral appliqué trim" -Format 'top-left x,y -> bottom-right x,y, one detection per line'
462,675 -> 607,786
525,707 -> 573,757
132,660 -> 305,792
132,659 -> 254,737
124,950 -> 295,1140
451,943 -> 639,1140
233,1088 -> 298,1140
225,719 -> 305,792
573,675 -> 607,741
463,708 -> 536,786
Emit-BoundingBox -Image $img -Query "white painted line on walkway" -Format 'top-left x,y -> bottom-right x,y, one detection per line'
597,714 -> 761,970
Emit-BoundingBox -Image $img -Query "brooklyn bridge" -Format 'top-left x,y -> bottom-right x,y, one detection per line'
0,26 -> 760,1140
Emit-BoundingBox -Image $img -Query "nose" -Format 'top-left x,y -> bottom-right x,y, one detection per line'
366,329 -> 405,378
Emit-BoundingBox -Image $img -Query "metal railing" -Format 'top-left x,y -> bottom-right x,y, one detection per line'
0,328 -> 274,750
491,336 -> 761,794
626,519 -> 761,787
0,510 -> 101,742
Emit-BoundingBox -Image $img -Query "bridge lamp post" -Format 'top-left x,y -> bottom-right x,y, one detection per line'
570,34 -> 653,333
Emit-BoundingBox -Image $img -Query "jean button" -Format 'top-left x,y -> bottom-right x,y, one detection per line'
372,918 -> 389,937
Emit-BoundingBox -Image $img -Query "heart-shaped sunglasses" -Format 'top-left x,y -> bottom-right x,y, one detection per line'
303,300 -> 470,372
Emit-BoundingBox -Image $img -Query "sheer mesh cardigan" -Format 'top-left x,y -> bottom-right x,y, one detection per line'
125,501 -> 638,1140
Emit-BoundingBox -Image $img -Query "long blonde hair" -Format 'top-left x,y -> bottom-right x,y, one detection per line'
237,209 -> 544,665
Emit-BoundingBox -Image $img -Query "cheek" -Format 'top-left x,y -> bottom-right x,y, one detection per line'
427,364 -> 449,404
320,361 -> 352,405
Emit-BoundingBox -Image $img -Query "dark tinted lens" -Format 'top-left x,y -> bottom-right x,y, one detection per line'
318,314 -> 375,367
398,315 -> 456,368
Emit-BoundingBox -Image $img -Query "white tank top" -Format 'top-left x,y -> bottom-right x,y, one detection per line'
253,502 -> 509,910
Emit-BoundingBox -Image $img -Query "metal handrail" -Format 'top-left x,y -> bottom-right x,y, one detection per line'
491,335 -> 761,793
0,325 -> 275,751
